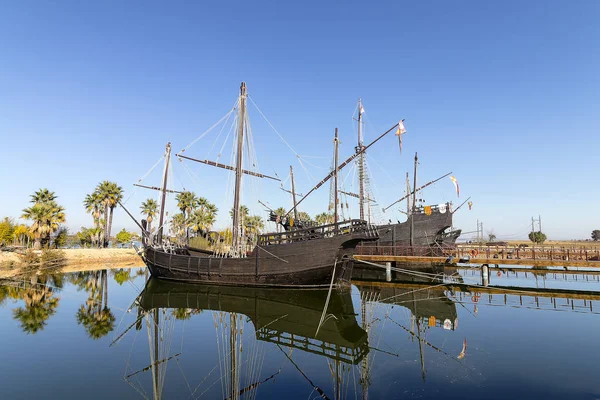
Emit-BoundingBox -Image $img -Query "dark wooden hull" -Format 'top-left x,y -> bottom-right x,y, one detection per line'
139,278 -> 369,363
143,227 -> 373,287
375,209 -> 455,247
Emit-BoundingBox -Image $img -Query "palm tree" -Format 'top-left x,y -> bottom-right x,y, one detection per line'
22,202 -> 66,249
170,213 -> 187,245
96,181 -> 123,247
244,215 -> 264,243
315,212 -> 334,225
176,191 -> 199,244
189,197 -> 218,237
30,188 -> 57,205
297,211 -> 312,222
12,224 -> 30,247
84,191 -> 105,247
140,198 -> 159,237
189,208 -> 217,237
273,207 -> 287,232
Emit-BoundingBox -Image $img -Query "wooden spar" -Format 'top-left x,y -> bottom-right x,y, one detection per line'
452,196 -> 472,214
412,153 -> 418,212
406,172 -> 411,216
285,121 -> 400,217
334,128 -> 339,225
232,82 -> 247,255
133,183 -> 184,194
383,171 -> 453,212
290,165 -> 299,221
258,200 -> 273,212
279,187 -> 303,197
117,199 -> 147,237
157,143 -> 171,244
339,190 -> 376,202
357,99 -> 365,221
176,154 -> 281,182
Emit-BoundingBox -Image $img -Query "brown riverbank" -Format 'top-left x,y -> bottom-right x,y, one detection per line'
0,248 -> 144,280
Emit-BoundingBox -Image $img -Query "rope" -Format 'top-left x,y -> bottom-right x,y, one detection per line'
180,101 -> 238,154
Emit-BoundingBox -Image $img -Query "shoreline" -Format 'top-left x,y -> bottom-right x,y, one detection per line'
0,248 -> 144,279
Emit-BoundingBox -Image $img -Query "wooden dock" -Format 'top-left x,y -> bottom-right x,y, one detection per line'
354,244 -> 600,268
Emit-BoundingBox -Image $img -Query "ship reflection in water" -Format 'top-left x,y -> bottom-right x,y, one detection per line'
2,265 -> 600,399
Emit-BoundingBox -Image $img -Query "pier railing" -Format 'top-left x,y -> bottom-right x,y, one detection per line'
355,244 -> 600,262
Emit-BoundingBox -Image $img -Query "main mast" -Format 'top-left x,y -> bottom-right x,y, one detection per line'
290,165 -> 299,222
334,128 -> 339,224
232,82 -> 247,255
157,142 -> 171,244
357,99 -> 365,221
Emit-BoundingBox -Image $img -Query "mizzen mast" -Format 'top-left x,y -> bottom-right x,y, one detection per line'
232,82 -> 247,255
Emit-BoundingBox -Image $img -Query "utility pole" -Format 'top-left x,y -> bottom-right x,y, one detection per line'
531,216 -> 535,233
539,215 -> 542,232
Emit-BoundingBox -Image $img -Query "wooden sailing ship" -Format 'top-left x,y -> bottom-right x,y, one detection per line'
340,100 -> 462,252
136,83 -> 405,287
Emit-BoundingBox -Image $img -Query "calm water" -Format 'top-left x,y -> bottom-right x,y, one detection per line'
1,264 -> 600,399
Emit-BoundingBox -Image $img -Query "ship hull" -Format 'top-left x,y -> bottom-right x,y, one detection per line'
143,221 -> 378,288
376,209 -> 454,247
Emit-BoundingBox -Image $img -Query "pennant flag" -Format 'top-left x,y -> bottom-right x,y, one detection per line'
396,119 -> 406,153
450,176 -> 460,197
468,201 -> 473,210
395,119 -> 406,135
360,105 -> 365,114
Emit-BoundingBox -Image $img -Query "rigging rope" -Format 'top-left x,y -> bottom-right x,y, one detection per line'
180,100 -> 238,154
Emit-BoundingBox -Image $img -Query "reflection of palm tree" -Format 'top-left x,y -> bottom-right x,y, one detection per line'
76,305 -> 116,339
113,268 -> 133,285
75,270 -> 116,339
11,275 -> 61,334
172,308 -> 202,320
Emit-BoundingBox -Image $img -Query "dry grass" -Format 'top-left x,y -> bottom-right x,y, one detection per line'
506,240 -> 600,248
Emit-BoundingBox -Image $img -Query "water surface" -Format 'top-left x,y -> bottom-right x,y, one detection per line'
1,264 -> 599,399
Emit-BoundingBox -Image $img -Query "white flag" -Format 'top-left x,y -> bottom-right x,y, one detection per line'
396,119 -> 406,135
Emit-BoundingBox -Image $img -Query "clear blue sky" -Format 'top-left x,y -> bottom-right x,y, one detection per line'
1,1 -> 598,240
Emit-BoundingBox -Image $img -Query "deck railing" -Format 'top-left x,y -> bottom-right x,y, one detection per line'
258,219 -> 377,246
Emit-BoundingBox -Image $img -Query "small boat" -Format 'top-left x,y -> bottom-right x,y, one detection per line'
136,83 -> 402,288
